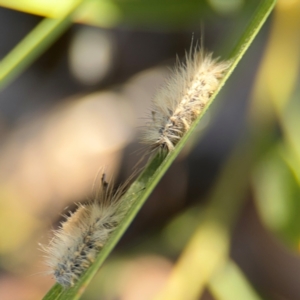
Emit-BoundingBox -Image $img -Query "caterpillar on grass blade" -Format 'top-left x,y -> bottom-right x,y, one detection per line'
43,174 -> 125,288
142,48 -> 231,152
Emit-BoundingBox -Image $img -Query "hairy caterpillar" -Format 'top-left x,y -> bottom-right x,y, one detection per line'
43,174 -> 124,288
142,48 -> 231,152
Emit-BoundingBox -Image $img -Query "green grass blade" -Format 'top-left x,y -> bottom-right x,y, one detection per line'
42,0 -> 276,299
42,284 -> 64,300
0,0 -> 87,91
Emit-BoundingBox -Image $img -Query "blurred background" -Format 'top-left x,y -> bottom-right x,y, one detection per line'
0,0 -> 299,299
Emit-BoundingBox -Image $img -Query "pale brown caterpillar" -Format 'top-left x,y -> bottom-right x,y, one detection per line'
142,48 -> 231,152
43,174 -> 124,288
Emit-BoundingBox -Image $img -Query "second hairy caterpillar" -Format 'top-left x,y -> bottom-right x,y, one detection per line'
142,48 -> 231,152
43,174 -> 125,288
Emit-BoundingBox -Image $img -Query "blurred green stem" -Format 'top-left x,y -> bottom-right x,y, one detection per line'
0,0 -> 87,91
209,260 -> 262,300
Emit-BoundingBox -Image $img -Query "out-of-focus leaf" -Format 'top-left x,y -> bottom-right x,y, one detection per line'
0,0 -> 121,27
248,0 -> 300,254
281,92 -> 300,178
209,260 -> 262,300
253,146 -> 300,250
0,0 -> 213,28
249,0 -> 300,128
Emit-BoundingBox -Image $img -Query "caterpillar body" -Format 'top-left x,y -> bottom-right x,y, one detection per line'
142,49 -> 231,152
44,175 -> 124,288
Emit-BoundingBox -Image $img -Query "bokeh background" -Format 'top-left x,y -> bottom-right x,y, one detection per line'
0,0 -> 299,299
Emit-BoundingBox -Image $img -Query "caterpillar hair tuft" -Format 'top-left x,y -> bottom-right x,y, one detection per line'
142,47 -> 231,152
43,174 -> 124,288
